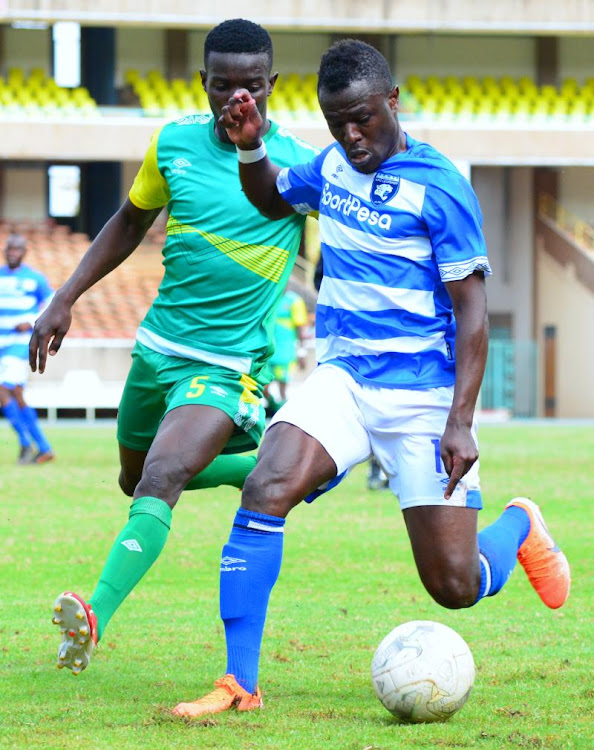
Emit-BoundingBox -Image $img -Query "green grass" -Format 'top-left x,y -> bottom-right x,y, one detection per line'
0,423 -> 592,750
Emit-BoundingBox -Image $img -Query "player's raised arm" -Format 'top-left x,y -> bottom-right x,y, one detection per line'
29,200 -> 161,373
219,90 -> 296,220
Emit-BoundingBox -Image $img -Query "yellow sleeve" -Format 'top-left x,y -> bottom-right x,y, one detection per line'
291,295 -> 308,327
128,127 -> 171,210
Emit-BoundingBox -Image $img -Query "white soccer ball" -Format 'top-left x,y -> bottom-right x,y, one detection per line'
371,620 -> 475,723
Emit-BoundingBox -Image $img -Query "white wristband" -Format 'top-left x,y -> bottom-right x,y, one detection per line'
236,142 -> 267,164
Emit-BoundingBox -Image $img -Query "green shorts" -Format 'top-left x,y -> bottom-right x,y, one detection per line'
117,342 -> 265,454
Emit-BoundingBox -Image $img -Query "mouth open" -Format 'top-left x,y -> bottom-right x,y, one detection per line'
347,149 -> 374,171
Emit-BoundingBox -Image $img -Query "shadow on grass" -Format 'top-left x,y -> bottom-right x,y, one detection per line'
147,705 -> 219,728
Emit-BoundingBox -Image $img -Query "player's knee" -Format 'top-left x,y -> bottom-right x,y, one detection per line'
118,471 -> 136,497
136,454 -> 197,505
424,570 -> 480,610
242,470 -> 301,517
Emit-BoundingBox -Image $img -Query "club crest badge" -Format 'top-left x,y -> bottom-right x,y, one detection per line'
371,172 -> 400,205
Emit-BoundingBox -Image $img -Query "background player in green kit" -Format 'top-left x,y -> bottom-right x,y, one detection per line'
265,289 -> 309,413
29,19 -> 317,682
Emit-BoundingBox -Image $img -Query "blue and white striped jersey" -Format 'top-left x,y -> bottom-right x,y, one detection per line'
0,264 -> 53,359
276,134 -> 491,390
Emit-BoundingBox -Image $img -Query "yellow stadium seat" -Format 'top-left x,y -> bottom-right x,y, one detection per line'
125,70 -> 141,85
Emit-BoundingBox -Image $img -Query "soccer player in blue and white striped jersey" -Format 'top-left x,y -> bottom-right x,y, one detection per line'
0,234 -> 54,463
179,39 -> 570,716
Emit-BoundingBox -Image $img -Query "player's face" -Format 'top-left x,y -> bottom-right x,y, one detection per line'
4,239 -> 26,269
319,82 -> 401,174
201,52 -> 277,142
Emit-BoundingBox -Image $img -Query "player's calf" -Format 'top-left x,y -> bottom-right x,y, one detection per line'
52,592 -> 98,675
506,497 -> 570,609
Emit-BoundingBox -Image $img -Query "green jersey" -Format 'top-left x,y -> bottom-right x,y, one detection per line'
129,113 -> 317,380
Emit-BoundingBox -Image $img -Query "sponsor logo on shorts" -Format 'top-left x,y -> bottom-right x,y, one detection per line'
210,385 -> 228,397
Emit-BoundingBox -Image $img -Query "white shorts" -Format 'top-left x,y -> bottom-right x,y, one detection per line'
0,354 -> 29,388
269,364 -> 482,511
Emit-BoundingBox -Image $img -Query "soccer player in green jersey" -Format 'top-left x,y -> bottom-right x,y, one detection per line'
29,19 -> 317,682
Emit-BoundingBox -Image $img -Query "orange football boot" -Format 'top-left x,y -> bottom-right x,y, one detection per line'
171,674 -> 263,718
52,591 -> 98,675
506,497 -> 571,609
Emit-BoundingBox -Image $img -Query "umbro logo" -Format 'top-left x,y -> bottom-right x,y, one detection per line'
121,539 -> 142,552
220,555 -> 247,572
210,385 -> 228,397
172,157 -> 192,175
221,556 -> 246,566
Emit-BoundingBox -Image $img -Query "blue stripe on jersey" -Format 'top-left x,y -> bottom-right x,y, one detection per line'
0,265 -> 52,351
278,135 -> 490,390
316,305 -> 449,342
328,351 -> 455,390
321,242 -> 439,292
0,343 -> 29,359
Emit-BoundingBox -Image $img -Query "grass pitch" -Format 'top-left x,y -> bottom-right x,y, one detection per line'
0,423 -> 592,750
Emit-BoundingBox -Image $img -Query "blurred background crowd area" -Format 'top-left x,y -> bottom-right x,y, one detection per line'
1,1 -> 593,419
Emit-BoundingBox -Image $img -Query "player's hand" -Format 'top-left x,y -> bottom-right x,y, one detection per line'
29,295 -> 73,373
219,89 -> 264,149
439,421 -> 478,500
14,322 -> 32,332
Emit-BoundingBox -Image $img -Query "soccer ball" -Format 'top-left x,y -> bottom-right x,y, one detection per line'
371,620 -> 475,723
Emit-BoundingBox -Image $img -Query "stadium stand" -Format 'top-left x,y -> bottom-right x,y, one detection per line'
405,75 -> 594,121
0,67 -> 98,116
0,9 -> 593,416
0,219 -> 163,339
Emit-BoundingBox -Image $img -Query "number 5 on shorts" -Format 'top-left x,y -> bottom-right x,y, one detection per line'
186,375 -> 209,399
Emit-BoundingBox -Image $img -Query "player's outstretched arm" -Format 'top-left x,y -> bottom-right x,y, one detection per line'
441,271 -> 489,499
29,199 -> 161,373
219,90 -> 295,220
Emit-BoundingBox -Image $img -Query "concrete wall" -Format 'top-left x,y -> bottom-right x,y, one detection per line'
558,167 -> 594,226
115,26 -> 165,87
472,167 -> 534,340
0,165 -> 47,221
559,36 -> 594,82
3,0 -> 594,33
28,340 -> 133,383
536,246 -> 594,417
395,34 -> 535,81
120,160 -> 141,202
1,26 -> 51,76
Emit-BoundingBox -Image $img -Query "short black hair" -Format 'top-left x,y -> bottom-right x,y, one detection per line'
204,19 -> 273,68
318,39 -> 392,95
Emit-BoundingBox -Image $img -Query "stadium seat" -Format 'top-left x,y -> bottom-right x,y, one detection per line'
400,74 -> 594,122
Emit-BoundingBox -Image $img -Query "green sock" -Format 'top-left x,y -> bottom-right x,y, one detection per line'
89,496 -> 172,641
184,454 -> 257,491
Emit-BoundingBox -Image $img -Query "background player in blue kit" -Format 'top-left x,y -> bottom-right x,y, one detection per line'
0,233 -> 54,464
173,39 -> 571,717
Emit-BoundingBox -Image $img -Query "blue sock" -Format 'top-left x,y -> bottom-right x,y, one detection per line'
220,508 -> 285,694
476,506 -> 531,601
2,399 -> 31,447
20,405 -> 52,453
